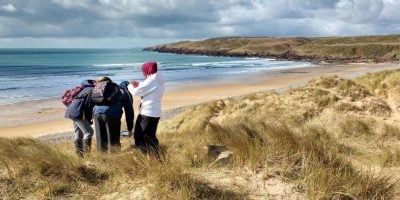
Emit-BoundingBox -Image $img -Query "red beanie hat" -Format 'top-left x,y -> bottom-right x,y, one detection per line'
142,61 -> 157,78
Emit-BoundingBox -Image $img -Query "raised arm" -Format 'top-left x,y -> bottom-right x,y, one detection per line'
128,78 -> 157,97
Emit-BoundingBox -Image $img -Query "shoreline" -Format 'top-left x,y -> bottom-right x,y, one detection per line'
1,62 -> 400,139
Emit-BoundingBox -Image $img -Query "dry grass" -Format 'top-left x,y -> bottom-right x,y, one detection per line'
2,70 -> 400,199
0,138 -> 240,199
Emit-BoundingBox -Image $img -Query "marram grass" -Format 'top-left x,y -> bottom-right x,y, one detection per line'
2,70 -> 400,199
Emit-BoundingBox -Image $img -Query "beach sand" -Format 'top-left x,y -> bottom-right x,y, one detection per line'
1,63 -> 399,138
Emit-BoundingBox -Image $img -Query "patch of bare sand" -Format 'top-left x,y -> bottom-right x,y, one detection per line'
191,169 -> 305,199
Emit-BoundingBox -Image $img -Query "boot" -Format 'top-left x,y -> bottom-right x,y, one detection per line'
83,139 -> 92,155
74,140 -> 84,157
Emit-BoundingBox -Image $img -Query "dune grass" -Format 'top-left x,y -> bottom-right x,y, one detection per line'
2,70 -> 400,199
0,137 -> 241,199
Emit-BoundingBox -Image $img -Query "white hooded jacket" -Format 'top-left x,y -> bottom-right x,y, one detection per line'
128,73 -> 165,118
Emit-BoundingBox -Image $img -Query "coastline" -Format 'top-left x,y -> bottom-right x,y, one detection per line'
1,62 -> 399,139
144,36 -> 400,63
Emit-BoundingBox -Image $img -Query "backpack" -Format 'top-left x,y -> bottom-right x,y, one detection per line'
62,86 -> 84,106
91,81 -> 120,105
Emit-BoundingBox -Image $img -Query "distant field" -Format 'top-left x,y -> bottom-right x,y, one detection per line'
145,35 -> 400,63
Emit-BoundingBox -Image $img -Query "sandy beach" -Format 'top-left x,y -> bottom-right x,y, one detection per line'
0,62 -> 399,138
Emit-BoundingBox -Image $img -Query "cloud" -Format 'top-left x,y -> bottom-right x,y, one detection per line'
0,36 -> 184,48
0,0 -> 399,47
0,3 -> 17,12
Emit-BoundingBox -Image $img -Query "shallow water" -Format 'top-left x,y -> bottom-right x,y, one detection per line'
0,48 -> 312,104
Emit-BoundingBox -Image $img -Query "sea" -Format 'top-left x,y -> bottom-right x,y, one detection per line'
0,48 -> 313,105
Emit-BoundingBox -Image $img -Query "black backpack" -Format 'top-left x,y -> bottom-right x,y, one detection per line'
91,81 -> 120,105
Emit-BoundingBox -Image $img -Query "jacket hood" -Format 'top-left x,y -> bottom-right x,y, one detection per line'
153,72 -> 165,85
81,80 -> 95,87
142,62 -> 157,78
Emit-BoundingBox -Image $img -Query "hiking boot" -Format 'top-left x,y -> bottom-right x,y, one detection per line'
74,140 -> 84,157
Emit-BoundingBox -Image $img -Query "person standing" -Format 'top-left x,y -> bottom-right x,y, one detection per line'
64,79 -> 95,157
128,61 -> 165,153
93,77 -> 134,153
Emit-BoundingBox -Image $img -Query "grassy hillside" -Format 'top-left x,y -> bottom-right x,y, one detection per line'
144,35 -> 400,63
2,70 -> 400,199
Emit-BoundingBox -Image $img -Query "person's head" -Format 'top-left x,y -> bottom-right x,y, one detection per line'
96,76 -> 112,83
142,61 -> 157,78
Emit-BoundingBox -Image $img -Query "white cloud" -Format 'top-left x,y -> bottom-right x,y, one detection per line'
0,37 -> 184,48
0,0 -> 400,47
334,0 -> 384,23
0,3 -> 17,12
379,0 -> 400,22
50,0 -> 91,9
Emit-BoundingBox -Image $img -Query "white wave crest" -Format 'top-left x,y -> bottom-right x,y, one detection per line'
92,63 -> 142,67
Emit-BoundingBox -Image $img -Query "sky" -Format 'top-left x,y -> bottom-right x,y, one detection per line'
0,0 -> 400,48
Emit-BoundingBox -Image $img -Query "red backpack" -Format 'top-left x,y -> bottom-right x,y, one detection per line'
62,86 -> 84,106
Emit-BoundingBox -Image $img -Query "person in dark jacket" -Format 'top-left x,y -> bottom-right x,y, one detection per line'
93,77 -> 134,153
64,79 -> 95,157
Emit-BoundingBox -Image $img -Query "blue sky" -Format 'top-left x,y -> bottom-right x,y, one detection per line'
0,0 -> 399,48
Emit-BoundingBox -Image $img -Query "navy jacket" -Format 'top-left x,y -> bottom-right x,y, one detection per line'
65,80 -> 95,122
94,81 -> 134,131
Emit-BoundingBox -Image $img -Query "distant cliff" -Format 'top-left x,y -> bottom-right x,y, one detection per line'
144,35 -> 400,63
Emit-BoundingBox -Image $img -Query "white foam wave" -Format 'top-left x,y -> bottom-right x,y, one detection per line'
92,63 -> 142,67
190,59 -> 310,69
244,57 -> 275,61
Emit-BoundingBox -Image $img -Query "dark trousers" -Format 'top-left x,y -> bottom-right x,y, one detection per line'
94,114 -> 121,153
134,114 -> 160,152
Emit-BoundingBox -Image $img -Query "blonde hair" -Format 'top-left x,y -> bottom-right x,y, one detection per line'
96,76 -> 112,83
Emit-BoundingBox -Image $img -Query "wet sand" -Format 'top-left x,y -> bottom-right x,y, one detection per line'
0,63 -> 399,138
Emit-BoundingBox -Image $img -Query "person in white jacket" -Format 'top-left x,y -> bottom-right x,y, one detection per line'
128,61 -> 165,152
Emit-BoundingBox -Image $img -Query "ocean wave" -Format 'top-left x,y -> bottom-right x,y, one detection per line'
94,73 -> 116,77
244,57 -> 275,61
161,67 -> 193,71
0,74 -> 88,82
190,59 -> 282,68
0,86 -> 21,91
92,63 -> 142,67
